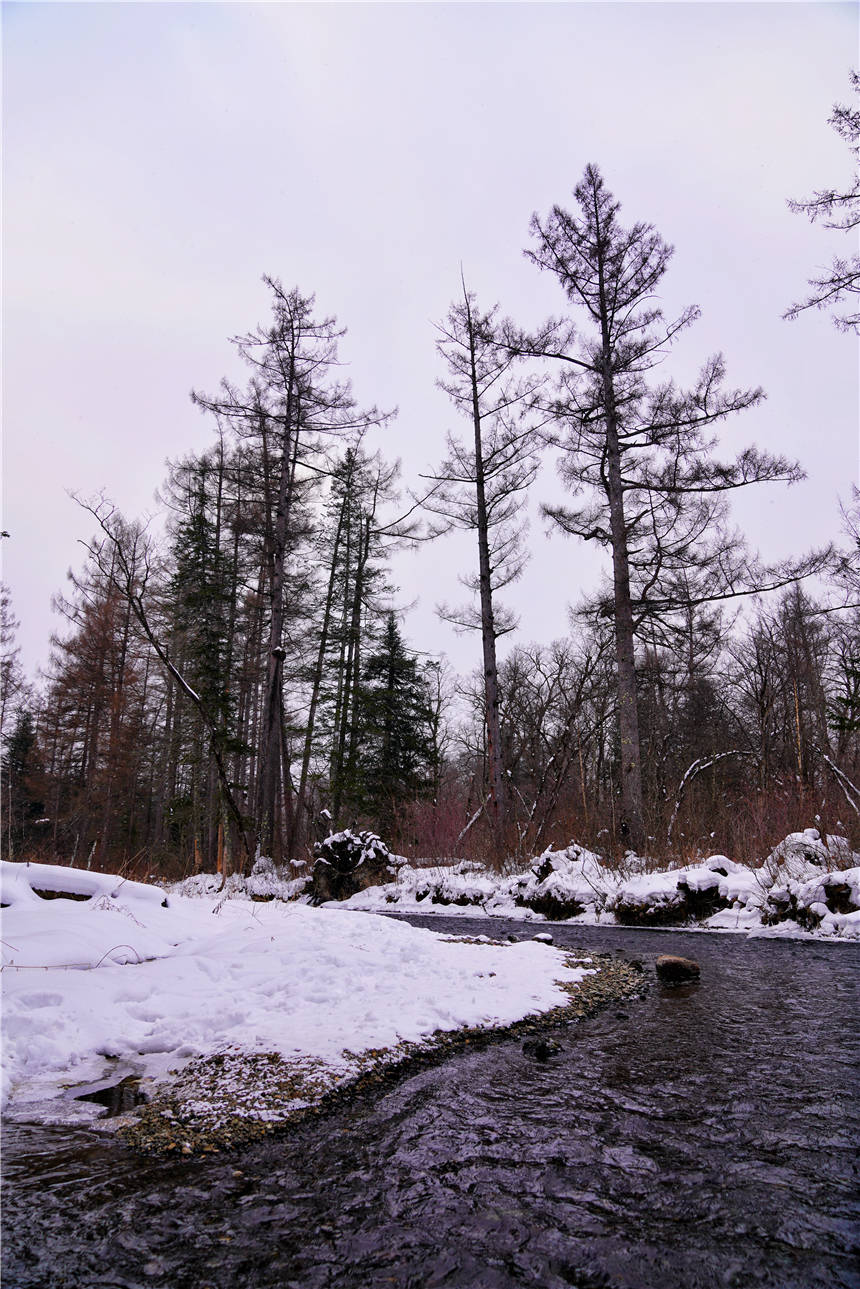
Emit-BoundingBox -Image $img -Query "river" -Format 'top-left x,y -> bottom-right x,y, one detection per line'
3,918 -> 858,1288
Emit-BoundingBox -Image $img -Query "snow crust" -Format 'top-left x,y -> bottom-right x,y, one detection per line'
1,860 -> 591,1115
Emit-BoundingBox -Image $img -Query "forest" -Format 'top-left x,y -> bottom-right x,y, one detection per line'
2,161 -> 858,879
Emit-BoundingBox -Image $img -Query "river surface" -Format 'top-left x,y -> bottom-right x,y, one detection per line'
3,918 -> 859,1289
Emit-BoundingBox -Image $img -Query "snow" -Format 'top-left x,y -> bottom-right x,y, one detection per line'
0,860 -> 593,1119
2,859 -> 168,908
334,831 -> 860,941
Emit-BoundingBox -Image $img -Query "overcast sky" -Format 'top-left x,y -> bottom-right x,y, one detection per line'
3,1 -> 858,686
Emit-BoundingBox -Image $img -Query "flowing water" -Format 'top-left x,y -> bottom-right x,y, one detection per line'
3,919 -> 859,1289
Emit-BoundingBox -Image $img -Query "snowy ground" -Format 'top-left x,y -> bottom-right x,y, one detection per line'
0,860 -> 594,1133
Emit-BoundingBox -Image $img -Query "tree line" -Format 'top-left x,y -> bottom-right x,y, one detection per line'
2,148 -> 858,876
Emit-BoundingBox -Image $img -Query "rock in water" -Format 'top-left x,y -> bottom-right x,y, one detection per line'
655,954 -> 701,985
522,1037 -> 562,1061
532,932 -> 554,945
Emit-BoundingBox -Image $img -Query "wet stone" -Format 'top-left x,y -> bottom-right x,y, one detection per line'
655,954 -> 701,985
74,1077 -> 148,1118
522,1037 -> 563,1061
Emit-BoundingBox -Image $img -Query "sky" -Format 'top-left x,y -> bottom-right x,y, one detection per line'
2,1 -> 858,687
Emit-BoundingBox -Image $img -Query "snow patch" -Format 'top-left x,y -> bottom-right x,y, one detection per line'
1,860 -> 592,1116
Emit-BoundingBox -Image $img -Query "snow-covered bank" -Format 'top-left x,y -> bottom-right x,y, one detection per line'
0,860 -> 597,1132
335,830 -> 860,940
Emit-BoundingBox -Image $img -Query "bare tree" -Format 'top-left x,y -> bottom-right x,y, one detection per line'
193,279 -> 389,857
0,583 -> 27,746
514,165 -> 805,848
74,495 -> 255,867
422,280 -> 544,857
786,70 -> 860,332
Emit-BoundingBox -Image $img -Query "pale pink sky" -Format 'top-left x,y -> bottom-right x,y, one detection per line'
3,1 -> 858,682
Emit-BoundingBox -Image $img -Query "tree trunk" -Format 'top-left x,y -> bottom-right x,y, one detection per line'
592,196 -> 645,851
293,487 -> 348,853
464,289 -> 507,859
332,516 -> 370,824
256,394 -> 300,857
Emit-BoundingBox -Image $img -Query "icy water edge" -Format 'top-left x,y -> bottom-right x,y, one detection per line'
3,918 -> 859,1289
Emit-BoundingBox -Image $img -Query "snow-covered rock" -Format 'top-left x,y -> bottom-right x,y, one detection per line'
767,828 -> 830,869
763,863 -> 860,931
509,844 -> 608,920
311,830 -> 402,904
336,830 -> 860,940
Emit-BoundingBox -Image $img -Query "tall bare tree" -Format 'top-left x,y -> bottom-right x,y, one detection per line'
515,165 -> 805,847
786,70 -> 860,332
422,281 -> 544,857
193,279 -> 388,857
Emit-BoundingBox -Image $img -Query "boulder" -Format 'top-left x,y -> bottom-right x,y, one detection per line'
655,954 -> 701,985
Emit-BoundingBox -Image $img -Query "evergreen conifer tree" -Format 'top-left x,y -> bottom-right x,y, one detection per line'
352,613 -> 438,838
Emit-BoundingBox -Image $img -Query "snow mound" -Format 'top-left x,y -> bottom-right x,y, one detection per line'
507,844 -> 608,918
1,860 -> 168,909
170,857 -> 310,904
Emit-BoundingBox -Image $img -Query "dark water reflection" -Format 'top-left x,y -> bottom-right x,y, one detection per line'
3,920 -> 859,1288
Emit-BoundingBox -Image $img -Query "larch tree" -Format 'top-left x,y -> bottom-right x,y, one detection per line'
0,583 -> 27,750
786,70 -> 860,332
516,164 -> 805,849
301,446 -> 400,838
74,497 -> 257,868
0,586 -> 40,861
193,279 -> 389,858
422,282 -> 545,858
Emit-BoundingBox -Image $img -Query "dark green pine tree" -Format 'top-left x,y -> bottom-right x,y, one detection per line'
830,651 -> 860,734
3,709 -> 44,858
168,463 -> 231,728
352,614 -> 438,839
163,455 -> 240,864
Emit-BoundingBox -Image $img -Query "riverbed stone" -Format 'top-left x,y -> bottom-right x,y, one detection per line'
522,1036 -> 563,1061
655,954 -> 701,984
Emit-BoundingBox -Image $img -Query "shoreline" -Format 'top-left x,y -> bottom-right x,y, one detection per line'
377,908 -> 860,941
107,953 -> 646,1157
